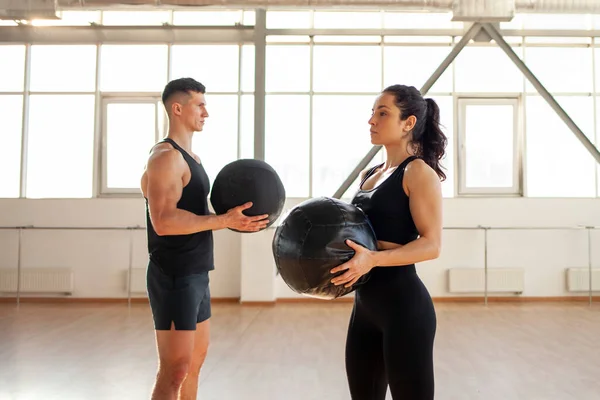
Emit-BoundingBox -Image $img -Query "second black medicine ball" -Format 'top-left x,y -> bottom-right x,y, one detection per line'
272,197 -> 378,300
210,159 -> 286,232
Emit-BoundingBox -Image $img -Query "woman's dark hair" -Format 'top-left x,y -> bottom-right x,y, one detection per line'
382,84 -> 448,181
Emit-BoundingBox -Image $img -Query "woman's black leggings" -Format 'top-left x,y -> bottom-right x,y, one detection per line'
345,265 -> 437,400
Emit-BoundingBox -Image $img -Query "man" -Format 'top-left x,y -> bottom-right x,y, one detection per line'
140,77 -> 269,400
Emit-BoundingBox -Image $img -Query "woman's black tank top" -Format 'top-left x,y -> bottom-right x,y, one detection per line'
351,156 -> 420,248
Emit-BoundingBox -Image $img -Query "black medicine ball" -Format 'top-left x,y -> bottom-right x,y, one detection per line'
210,159 -> 286,232
272,197 -> 377,300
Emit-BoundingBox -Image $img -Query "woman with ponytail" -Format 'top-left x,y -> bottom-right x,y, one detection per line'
329,84 -> 447,399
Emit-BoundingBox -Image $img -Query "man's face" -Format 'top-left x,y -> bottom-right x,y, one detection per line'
175,91 -> 209,132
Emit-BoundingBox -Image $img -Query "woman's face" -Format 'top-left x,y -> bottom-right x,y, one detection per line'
368,93 -> 416,146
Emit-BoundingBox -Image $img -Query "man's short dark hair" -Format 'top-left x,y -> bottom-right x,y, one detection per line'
161,77 -> 206,105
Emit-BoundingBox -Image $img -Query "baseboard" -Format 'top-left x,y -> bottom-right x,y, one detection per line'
431,296 -> 600,303
1,296 -> 598,304
0,297 -> 241,304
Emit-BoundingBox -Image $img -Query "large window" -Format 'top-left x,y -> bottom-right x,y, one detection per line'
266,45 -> 310,92
457,97 -> 521,195
171,45 -> 240,92
265,95 -> 310,197
26,95 -> 95,198
312,95 -> 374,197
524,47 -> 593,93
525,96 -> 596,197
454,46 -> 524,93
2,10 -> 600,200
0,45 -> 25,92
30,45 -> 97,92
100,45 -> 168,93
312,46 -> 381,93
0,96 -> 23,198
96,43 -> 251,195
384,46 -> 453,93
102,99 -> 163,193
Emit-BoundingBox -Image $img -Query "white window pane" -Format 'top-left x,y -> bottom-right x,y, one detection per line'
313,46 -> 381,93
462,104 -> 515,189
596,48 -> 600,92
105,103 -> 157,190
312,95 -> 374,197
267,36 -> 311,44
31,11 -> 101,26
240,95 -> 254,159
525,48 -> 593,93
525,37 -> 591,45
243,11 -> 255,26
241,45 -> 255,92
102,11 -> 170,26
171,45 -> 239,92
266,46 -> 310,92
384,46 -> 453,93
26,95 -> 95,198
313,36 -> 381,44
192,95 -> 239,186
0,95 -> 23,198
429,95 -> 454,198
172,11 -> 243,26
526,96 -> 595,197
0,45 -> 25,92
521,13 -> 592,30
267,11 -> 311,29
313,11 -> 382,29
30,45 -> 97,92
384,12 -> 462,29
100,45 -> 168,92
455,47 -> 524,93
265,95 -> 310,197
597,100 -> 600,197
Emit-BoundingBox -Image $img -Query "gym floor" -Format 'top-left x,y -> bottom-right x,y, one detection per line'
1,301 -> 599,400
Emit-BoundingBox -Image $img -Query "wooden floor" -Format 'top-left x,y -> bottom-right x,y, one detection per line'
0,301 -> 599,400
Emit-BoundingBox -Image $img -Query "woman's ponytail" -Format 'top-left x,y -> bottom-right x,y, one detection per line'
421,98 -> 448,181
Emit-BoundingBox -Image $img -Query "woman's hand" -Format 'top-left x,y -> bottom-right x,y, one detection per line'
330,240 -> 378,288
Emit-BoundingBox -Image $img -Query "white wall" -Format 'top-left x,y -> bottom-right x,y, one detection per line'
1,197 -> 599,300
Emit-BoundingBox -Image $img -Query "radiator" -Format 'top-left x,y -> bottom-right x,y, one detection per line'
448,268 -> 524,294
126,267 -> 147,294
566,268 -> 600,292
0,268 -> 74,294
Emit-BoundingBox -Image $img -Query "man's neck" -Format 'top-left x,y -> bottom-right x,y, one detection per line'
165,129 -> 193,153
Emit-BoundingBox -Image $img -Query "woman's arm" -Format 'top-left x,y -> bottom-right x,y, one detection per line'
372,159 -> 443,266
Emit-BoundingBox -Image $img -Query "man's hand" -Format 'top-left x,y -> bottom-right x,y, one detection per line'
223,202 -> 270,232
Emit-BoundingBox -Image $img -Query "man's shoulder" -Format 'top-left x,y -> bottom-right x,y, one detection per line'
147,143 -> 185,172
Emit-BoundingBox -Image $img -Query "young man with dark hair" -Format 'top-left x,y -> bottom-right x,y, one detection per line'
141,77 -> 269,400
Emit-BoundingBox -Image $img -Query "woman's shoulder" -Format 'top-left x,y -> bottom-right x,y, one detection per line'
403,158 -> 441,194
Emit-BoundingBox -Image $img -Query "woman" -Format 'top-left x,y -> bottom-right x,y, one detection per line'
330,84 -> 447,399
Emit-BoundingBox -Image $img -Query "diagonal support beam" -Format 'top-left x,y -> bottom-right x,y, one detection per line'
332,22 -> 484,199
481,22 -> 600,166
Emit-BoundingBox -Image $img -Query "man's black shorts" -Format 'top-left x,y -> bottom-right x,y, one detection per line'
146,260 -> 211,331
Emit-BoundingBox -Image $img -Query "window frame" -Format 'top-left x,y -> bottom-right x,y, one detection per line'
99,95 -> 165,196
455,95 -> 523,197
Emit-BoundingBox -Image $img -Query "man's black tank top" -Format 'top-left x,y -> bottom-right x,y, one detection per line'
145,138 -> 214,276
351,156 -> 420,250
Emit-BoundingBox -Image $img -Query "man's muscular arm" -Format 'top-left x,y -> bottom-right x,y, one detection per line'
146,148 -> 267,236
